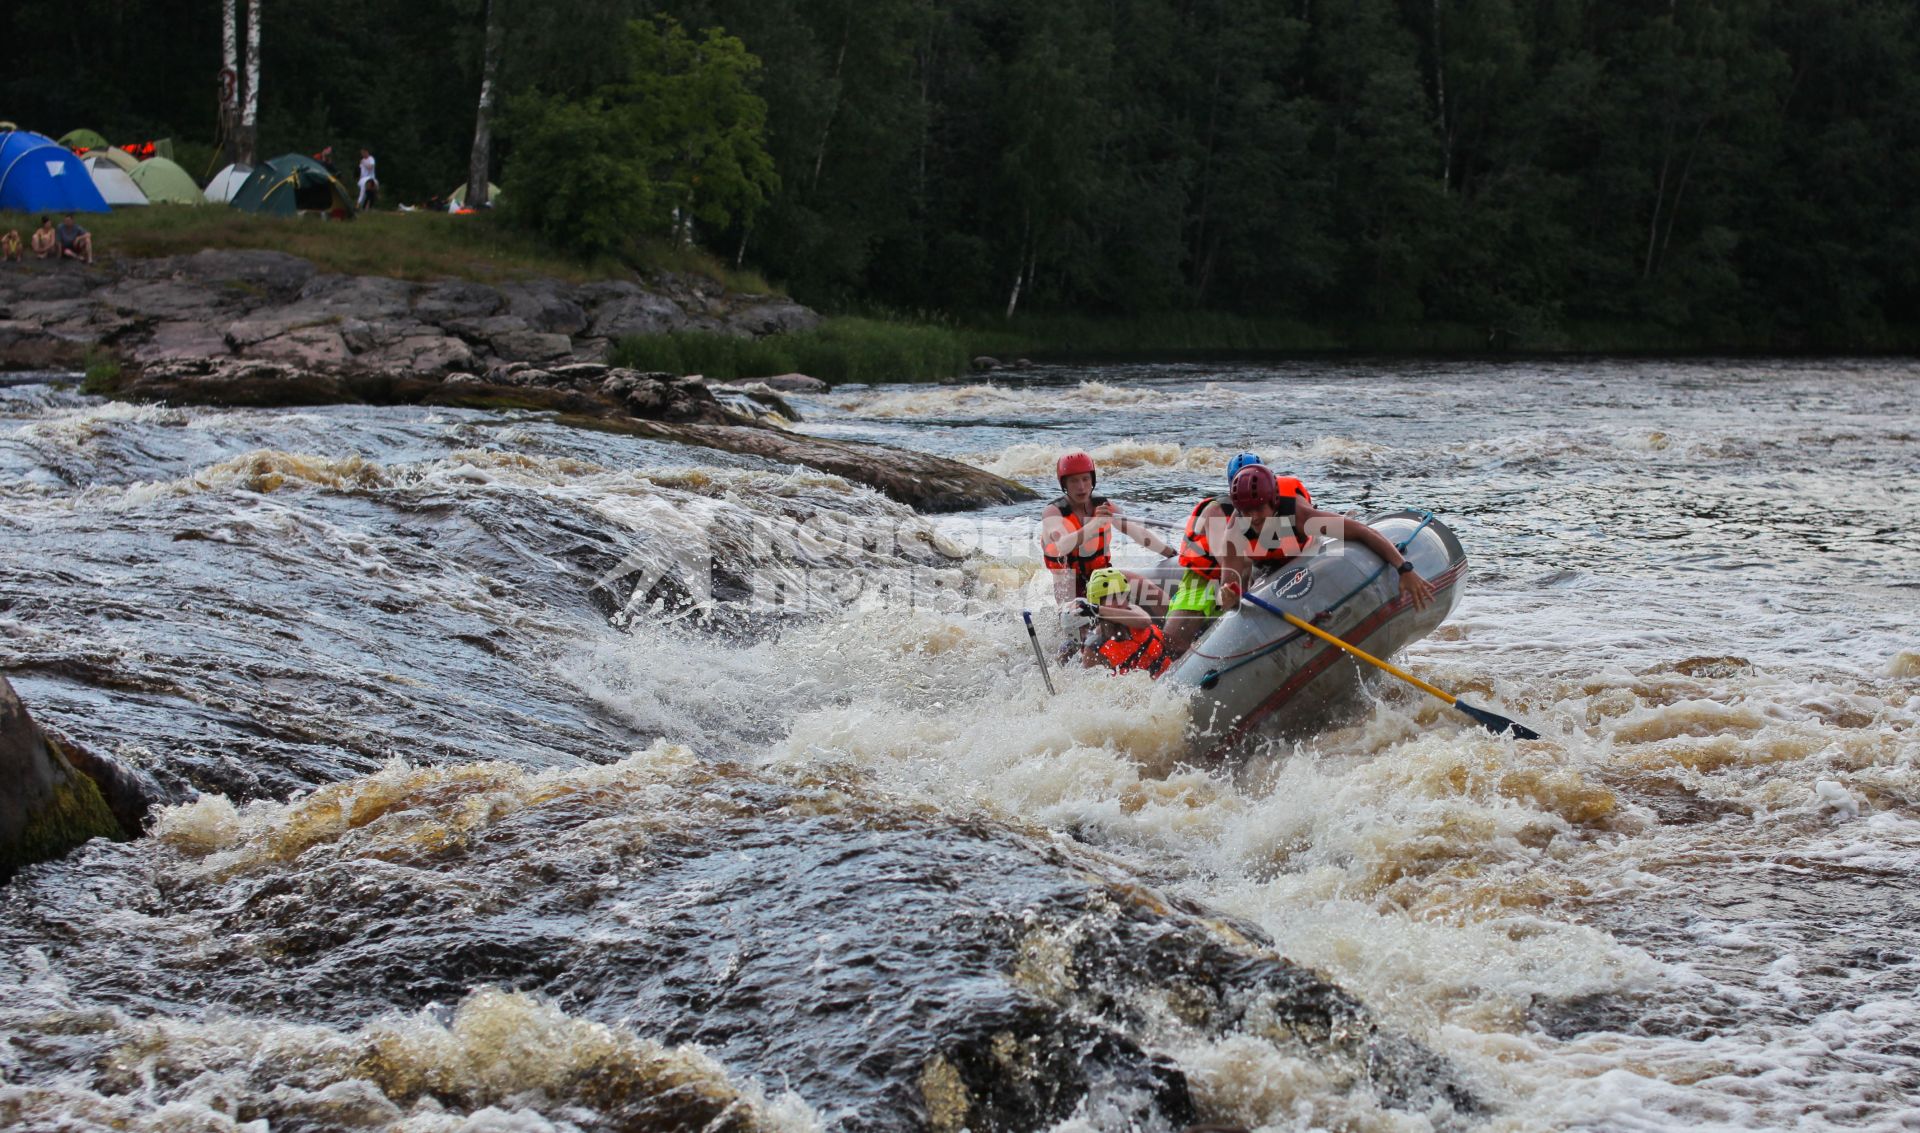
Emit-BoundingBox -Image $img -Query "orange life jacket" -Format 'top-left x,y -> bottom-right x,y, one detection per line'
1043,494 -> 1113,590
1096,623 -> 1169,677
1178,481 -> 1314,582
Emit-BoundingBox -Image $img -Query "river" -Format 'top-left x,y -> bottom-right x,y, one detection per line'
1,358 -> 1916,1132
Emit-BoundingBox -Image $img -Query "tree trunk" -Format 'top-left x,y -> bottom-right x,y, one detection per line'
1006,213 -> 1031,319
1433,0 -> 1451,193
220,0 -> 239,166
811,15 -> 853,193
238,0 -> 261,167
466,0 -> 502,208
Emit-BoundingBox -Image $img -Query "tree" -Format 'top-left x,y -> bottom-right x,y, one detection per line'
466,0 -> 503,208
501,17 -> 778,255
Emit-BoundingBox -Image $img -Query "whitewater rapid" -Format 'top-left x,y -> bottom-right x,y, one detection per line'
2,358 -> 1917,1132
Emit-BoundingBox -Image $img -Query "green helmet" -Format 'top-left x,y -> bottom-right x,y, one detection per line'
1085,568 -> 1129,605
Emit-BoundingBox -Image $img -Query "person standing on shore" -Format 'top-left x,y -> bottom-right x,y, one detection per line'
356,148 -> 378,209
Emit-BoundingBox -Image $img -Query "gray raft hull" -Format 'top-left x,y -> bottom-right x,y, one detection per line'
1166,510 -> 1466,758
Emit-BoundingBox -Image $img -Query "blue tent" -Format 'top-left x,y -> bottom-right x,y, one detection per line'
0,130 -> 110,213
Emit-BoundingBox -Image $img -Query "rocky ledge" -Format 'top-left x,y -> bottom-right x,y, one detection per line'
110,356 -> 1034,512
0,249 -> 819,371
2,252 -> 1034,511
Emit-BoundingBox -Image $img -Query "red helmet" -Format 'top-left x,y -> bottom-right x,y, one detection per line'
1230,464 -> 1279,510
1056,450 -> 1097,488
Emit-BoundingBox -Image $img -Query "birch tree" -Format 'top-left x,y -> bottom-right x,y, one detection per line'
467,0 -> 503,207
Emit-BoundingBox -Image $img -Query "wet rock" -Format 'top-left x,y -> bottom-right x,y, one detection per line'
114,356 -> 353,405
744,372 -> 829,393
599,369 -> 737,424
624,419 -> 1035,511
0,676 -> 127,881
972,355 -> 1003,371
712,381 -> 801,423
0,320 -> 91,370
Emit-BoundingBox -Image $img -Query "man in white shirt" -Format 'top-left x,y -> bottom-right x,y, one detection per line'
356,148 -> 378,209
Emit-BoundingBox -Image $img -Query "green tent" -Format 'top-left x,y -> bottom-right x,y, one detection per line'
60,128 -> 112,151
448,181 -> 502,207
85,146 -> 138,173
228,153 -> 355,217
127,157 -> 204,205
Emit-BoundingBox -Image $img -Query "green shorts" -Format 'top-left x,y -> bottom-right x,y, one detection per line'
1167,569 -> 1223,618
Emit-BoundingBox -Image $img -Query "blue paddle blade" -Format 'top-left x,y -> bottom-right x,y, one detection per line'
1454,700 -> 1541,740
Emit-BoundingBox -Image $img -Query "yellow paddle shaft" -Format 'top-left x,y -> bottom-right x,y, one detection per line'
1279,611 -> 1457,706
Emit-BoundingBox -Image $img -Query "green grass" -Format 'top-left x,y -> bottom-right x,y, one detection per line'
611,317 -> 972,384
0,207 -> 775,292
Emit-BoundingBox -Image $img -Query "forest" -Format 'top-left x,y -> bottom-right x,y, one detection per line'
5,0 -> 1917,348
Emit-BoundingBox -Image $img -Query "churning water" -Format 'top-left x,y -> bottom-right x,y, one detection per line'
1,358 -> 1916,1132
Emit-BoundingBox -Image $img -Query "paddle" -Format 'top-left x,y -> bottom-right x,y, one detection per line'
1237,592 -> 1540,739
1021,610 -> 1057,696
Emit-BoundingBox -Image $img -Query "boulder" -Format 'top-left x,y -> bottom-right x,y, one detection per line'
599,369 -> 740,424
972,355 -> 1003,371
491,329 -> 574,363
1,676 -> 126,881
116,356 -> 353,406
740,371 -> 828,393
725,298 -> 822,337
411,280 -> 504,322
587,288 -> 689,339
499,282 -> 589,336
0,320 -> 92,370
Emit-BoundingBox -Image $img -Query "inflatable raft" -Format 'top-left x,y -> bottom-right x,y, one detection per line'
1166,510 -> 1466,758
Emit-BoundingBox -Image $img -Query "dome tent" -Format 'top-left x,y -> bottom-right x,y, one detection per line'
204,163 -> 252,204
448,181 -> 502,207
80,153 -> 149,207
85,146 -> 138,172
227,153 -> 354,217
128,156 -> 204,205
59,128 -> 113,152
0,130 -> 110,213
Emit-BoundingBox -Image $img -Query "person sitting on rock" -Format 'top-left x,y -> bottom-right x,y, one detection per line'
1066,568 -> 1170,677
1041,450 -> 1175,608
1163,463 -> 1436,658
30,217 -> 58,259
55,215 -> 93,264
0,228 -> 21,261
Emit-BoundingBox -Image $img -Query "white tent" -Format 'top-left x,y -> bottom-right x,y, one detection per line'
81,154 -> 149,207
203,163 -> 253,204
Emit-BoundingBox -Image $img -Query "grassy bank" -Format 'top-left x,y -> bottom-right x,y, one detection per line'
0,207 -> 772,291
